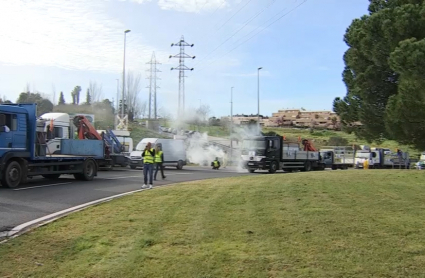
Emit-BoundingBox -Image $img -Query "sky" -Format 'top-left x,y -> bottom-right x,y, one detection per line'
0,0 -> 369,118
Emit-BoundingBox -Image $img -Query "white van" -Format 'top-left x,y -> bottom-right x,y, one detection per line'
129,138 -> 187,170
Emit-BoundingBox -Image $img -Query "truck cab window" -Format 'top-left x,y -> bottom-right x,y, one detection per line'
4,114 -> 17,131
54,127 -> 63,138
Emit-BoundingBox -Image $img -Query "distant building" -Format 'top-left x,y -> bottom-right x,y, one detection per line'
221,114 -> 269,127
222,109 -> 343,130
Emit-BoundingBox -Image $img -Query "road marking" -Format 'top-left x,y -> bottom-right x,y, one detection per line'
13,182 -> 73,191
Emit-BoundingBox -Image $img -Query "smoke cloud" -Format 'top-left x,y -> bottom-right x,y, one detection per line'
168,111 -> 263,170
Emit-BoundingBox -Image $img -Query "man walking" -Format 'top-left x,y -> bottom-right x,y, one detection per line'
142,142 -> 155,189
154,144 -> 166,180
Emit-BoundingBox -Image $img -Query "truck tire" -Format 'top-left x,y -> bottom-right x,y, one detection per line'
176,160 -> 184,170
301,161 -> 312,172
248,169 -> 255,173
74,159 -> 96,181
130,165 -> 137,170
269,161 -> 278,173
42,174 -> 61,179
2,161 -> 22,188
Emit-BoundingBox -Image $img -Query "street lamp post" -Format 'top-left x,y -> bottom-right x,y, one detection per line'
257,67 -> 262,130
116,78 -> 119,112
122,29 -> 131,118
197,99 -> 201,132
230,86 -> 234,161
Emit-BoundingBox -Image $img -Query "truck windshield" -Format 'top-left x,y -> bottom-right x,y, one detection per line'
242,139 -> 266,150
356,152 -> 370,158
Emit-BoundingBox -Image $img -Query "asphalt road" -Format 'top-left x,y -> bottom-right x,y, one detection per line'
0,166 -> 252,233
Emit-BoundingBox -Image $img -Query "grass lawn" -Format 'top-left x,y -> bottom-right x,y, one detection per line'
128,122 -> 169,145
2,170 -> 425,277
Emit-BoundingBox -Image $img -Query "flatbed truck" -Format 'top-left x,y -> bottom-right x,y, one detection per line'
0,103 -> 108,188
320,146 -> 355,170
40,112 -> 127,170
354,148 -> 410,169
240,136 -> 325,173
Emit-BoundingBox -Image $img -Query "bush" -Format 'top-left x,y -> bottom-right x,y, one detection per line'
262,131 -> 278,136
327,136 -> 349,146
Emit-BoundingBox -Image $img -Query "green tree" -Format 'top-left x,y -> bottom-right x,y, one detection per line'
0,96 -> 12,104
85,89 -> 92,105
58,91 -> 65,105
333,0 -> 425,148
17,92 -> 54,116
385,38 -> 425,149
71,86 -> 82,105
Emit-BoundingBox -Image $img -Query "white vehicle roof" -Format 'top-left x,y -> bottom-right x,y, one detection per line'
40,113 -> 70,125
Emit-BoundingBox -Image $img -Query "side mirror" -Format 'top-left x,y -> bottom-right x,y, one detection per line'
0,114 -> 5,126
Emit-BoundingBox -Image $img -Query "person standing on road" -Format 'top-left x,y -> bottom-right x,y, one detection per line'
142,142 -> 155,189
154,144 -> 166,180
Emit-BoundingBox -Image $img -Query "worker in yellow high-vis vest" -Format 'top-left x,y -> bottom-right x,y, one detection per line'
142,142 -> 155,189
154,144 -> 166,180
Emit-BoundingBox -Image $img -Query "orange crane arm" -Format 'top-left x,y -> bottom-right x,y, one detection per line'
302,139 -> 317,151
73,115 -> 111,157
73,116 -> 102,140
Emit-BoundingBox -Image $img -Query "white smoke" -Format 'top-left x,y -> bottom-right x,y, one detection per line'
185,132 -> 226,166
168,110 -> 264,170
232,124 -> 262,172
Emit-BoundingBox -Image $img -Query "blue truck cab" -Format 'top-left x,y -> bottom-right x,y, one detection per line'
0,103 -> 104,188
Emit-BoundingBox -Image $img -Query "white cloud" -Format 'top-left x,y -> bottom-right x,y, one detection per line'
157,0 -> 228,13
0,0 -> 168,74
118,0 -> 229,13
122,0 -> 152,3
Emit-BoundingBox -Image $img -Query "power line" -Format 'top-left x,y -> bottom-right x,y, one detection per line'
198,0 -> 308,71
194,0 -> 247,48
216,0 -> 254,30
194,0 -> 278,67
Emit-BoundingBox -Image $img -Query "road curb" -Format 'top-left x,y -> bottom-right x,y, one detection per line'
0,184 -> 174,244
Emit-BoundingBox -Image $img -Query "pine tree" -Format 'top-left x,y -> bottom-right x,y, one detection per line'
58,91 -> 65,105
85,89 -> 91,105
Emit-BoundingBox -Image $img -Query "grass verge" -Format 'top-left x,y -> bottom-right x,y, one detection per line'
1,170 -> 425,277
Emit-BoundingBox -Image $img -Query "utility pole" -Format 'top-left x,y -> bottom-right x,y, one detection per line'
146,52 -> 161,119
170,36 -> 195,118
115,79 -> 119,112
230,86 -> 234,161
122,29 -> 131,118
257,67 -> 262,130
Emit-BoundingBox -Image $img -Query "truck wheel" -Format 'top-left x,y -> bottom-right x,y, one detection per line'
130,165 -> 137,169
74,159 -> 96,181
248,169 -> 255,173
269,161 -> 278,173
176,160 -> 184,170
2,161 -> 22,188
302,161 -> 312,172
42,174 -> 61,179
